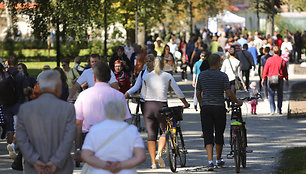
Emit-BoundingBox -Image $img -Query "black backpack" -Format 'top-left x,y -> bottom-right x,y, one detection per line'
0,71 -> 18,105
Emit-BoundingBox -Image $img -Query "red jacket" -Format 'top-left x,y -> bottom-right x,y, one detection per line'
262,54 -> 288,80
274,39 -> 283,48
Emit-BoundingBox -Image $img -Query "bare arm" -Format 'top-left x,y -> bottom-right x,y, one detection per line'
109,147 -> 146,173
190,51 -> 196,64
179,98 -> 190,108
192,73 -> 197,87
74,119 -> 83,161
67,82 -> 81,101
225,89 -> 242,105
196,90 -> 202,105
81,149 -> 111,170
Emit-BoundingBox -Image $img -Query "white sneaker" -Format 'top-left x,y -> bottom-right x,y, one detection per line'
151,164 -> 157,169
7,144 -> 16,160
155,154 -> 165,168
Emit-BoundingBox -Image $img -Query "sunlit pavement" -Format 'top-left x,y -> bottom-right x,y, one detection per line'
1,60 -> 305,173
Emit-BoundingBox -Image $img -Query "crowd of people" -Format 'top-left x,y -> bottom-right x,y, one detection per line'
0,26 -> 304,173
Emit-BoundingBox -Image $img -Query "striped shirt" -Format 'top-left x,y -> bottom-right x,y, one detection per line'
196,69 -> 230,106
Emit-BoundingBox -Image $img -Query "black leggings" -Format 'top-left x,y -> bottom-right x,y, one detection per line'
144,101 -> 167,141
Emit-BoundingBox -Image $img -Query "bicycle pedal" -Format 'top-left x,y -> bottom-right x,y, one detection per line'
246,149 -> 253,153
182,149 -> 188,154
227,154 -> 233,159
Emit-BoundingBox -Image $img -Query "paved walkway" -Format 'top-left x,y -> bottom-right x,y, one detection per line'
0,62 -> 305,174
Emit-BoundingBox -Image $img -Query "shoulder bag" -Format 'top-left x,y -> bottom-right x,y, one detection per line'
268,59 -> 283,90
81,124 -> 129,174
228,58 -> 243,90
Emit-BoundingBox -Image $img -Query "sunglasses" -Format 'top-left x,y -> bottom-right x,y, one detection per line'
62,64 -> 67,67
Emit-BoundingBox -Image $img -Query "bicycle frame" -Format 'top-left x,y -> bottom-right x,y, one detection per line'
160,106 -> 187,172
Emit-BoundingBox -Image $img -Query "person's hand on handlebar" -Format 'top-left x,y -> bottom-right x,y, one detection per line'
124,92 -> 130,99
184,103 -> 190,108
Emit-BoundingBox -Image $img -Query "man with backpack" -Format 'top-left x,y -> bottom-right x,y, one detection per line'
237,44 -> 255,89
0,56 -> 29,170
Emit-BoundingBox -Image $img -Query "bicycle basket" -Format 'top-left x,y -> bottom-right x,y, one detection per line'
171,106 -> 184,121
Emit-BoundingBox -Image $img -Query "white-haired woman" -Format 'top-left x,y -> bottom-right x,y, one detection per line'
81,99 -> 146,174
143,57 -> 189,169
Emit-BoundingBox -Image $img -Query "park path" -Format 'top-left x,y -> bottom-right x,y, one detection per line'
0,61 -> 305,174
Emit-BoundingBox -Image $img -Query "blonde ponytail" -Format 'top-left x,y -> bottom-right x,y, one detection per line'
154,56 -> 164,75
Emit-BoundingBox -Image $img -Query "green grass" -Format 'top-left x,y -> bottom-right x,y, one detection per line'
278,147 -> 306,174
22,62 -> 87,78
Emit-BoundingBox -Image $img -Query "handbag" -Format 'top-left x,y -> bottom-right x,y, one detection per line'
268,59 -> 283,90
81,124 -> 129,174
228,58 -> 243,90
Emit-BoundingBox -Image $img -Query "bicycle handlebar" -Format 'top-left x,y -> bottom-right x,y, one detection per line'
127,96 -> 143,104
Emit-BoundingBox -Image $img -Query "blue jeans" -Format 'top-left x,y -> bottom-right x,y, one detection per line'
267,80 -> 283,113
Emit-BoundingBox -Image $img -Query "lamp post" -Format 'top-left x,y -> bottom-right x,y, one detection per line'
104,0 -> 108,60
135,0 -> 138,44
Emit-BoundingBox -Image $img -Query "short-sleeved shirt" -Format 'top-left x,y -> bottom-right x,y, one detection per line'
64,68 -> 80,89
260,54 -> 272,68
193,60 -> 203,77
82,120 -> 144,174
76,68 -> 117,88
196,69 -> 230,106
74,82 -> 131,133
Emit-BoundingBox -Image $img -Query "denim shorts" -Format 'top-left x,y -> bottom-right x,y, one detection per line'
3,103 -> 21,133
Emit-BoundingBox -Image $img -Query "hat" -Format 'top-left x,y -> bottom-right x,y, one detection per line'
249,82 -> 257,89
156,37 -> 162,41
146,41 -> 153,45
42,65 -> 51,71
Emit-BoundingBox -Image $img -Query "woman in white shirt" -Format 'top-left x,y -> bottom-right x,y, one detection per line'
125,54 -> 155,113
143,56 -> 189,169
81,99 -> 146,174
221,46 -> 246,94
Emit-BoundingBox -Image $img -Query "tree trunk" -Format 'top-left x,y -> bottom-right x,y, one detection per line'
266,0 -> 275,37
4,0 -> 13,37
266,13 -> 274,37
56,21 -> 61,67
189,2 -> 193,35
138,26 -> 145,46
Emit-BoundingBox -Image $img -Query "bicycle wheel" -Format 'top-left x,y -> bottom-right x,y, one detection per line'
166,131 -> 177,172
233,136 -> 240,173
240,126 -> 247,168
177,127 -> 186,167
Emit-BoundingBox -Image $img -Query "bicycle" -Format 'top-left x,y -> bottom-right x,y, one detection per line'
226,97 -> 257,173
159,106 -> 187,172
127,96 -> 146,132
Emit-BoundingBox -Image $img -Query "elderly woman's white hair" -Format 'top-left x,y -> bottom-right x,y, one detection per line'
37,70 -> 61,91
104,99 -> 127,121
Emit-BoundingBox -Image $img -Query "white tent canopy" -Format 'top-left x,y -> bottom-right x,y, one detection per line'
216,10 -> 246,26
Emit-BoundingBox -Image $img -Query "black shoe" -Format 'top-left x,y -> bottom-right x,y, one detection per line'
11,152 -> 23,171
